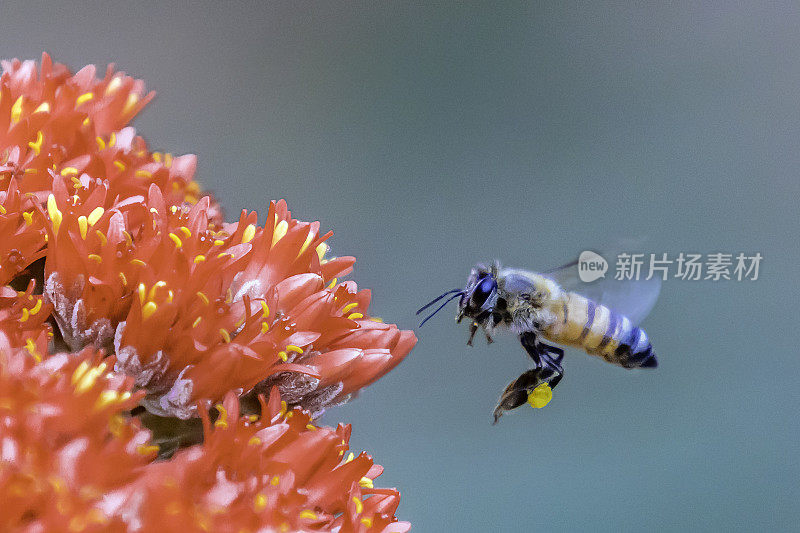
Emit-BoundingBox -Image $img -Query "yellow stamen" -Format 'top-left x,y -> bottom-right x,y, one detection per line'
285,345 -> 303,354
328,278 -> 338,289
271,475 -> 280,486
75,363 -> 107,394
278,351 -> 288,362
137,445 -> 159,456
168,232 -> 182,248
11,96 -> 23,123
34,102 -> 50,113
78,216 -> 88,240
193,254 -> 206,263
25,338 -> 42,362
138,283 -> 147,304
359,476 -> 374,489
123,230 -> 133,247
123,93 -> 138,115
72,361 -> 90,385
0,205 -> 5,215
130,258 -> 145,267
299,510 -> 317,521
19,308 -> 29,322
213,239 -> 225,246
60,167 -> 79,177
196,291 -> 210,305
22,212 -> 33,226
298,229 -> 314,256
95,230 -> 107,246
87,254 -> 102,263
105,76 -> 122,95
192,316 -> 202,328
179,226 -> 191,238
342,302 -> 359,314
214,403 -> 228,428
248,436 -> 262,446
242,223 -> 256,244
219,329 -> 231,343
141,301 -> 158,319
23,168 -> 37,175
148,281 -> 167,301
306,424 -> 316,431
118,272 -> 128,286
76,92 -> 94,106
347,312 -> 364,320
30,299 -> 43,315
164,153 -> 173,168
261,321 -> 270,334
316,242 -> 328,261
113,160 -> 126,172
527,383 -> 553,409
86,207 -> 104,227
95,136 -> 106,150
271,220 -> 288,246
134,169 -> 152,179
28,131 -> 43,155
361,517 -> 373,528
82,117 -> 90,127
253,493 -> 267,512
345,452 -> 354,463
47,194 -> 62,235
260,301 -> 270,318
152,151 -> 163,162
109,132 -> 116,147
352,496 -> 363,514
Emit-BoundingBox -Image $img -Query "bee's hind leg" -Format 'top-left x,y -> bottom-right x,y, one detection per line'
492,369 -> 542,424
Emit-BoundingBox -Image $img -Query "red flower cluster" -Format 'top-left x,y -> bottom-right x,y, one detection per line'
0,54 -> 415,530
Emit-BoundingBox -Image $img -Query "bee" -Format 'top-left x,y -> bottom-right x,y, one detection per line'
417,255 -> 660,423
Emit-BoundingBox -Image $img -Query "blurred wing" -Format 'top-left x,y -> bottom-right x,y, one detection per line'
543,251 -> 661,326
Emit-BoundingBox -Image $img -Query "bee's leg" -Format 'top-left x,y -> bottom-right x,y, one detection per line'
492,369 -> 542,424
519,331 -> 543,366
466,322 -> 479,346
539,343 -> 564,365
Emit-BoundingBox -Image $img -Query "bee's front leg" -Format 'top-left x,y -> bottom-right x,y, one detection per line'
466,322 -> 479,346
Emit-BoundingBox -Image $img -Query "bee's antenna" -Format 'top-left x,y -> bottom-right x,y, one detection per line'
417,291 -> 464,328
416,289 -> 462,315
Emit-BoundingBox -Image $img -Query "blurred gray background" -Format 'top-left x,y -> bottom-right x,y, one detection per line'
3,2 -> 798,531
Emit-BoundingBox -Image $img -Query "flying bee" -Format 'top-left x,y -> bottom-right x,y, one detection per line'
417,255 -> 660,423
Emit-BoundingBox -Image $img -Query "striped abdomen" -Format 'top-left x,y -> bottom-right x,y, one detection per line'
543,292 -> 657,369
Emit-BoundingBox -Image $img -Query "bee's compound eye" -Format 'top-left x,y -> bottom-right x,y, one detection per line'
472,275 -> 496,308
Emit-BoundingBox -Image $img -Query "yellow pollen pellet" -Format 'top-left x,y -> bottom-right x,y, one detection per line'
286,345 -> 303,354
193,254 -> 206,263
60,167 -> 79,177
22,212 -> 33,226
134,169 -> 152,179
78,216 -> 88,240
11,96 -> 23,123
196,291 -> 210,305
271,475 -> 280,486
352,496 -> 363,514
278,351 -> 288,362
299,510 -> 317,520
248,436 -> 262,446
95,136 -> 106,150
95,230 -> 107,246
179,226 -> 191,238
168,232 -> 182,248
220,329 -> 231,343
87,254 -> 102,263
141,301 -> 158,319
130,258 -> 145,267
28,131 -> 43,155
47,194 -> 62,235
261,321 -> 270,334
342,302 -> 359,314
213,239 -> 225,246
527,383 -> 553,409
271,220 -> 288,246
76,92 -> 94,106
30,299 -> 42,315
34,102 -> 50,113
359,476 -> 374,489
192,316 -> 202,328
260,301 -> 270,318
19,308 -> 29,322
87,207 -> 104,226
347,312 -> 364,320
253,494 -> 267,512
242,223 -> 256,244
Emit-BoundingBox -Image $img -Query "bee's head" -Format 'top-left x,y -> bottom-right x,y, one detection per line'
456,265 -> 498,324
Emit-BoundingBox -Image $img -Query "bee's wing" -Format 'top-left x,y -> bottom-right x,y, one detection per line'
543,252 -> 661,326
